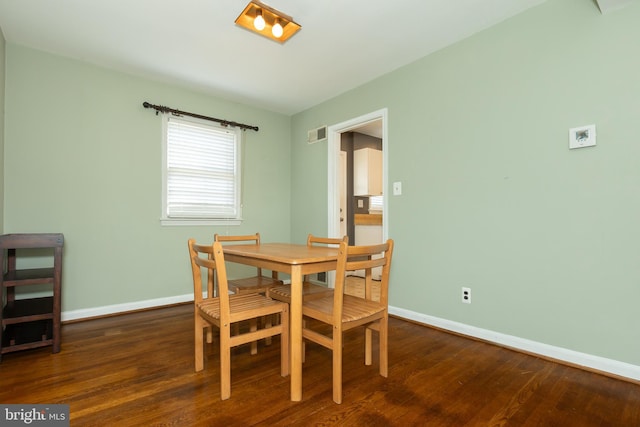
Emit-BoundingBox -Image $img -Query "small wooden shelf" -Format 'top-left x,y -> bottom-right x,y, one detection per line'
2,268 -> 56,286
0,233 -> 64,360
2,297 -> 54,323
2,320 -> 53,350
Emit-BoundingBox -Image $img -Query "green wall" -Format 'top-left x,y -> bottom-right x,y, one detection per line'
291,0 -> 640,366
3,45 -> 292,312
0,28 -> 5,233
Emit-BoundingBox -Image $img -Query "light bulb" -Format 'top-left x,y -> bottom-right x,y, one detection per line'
254,10 -> 265,31
272,20 -> 283,38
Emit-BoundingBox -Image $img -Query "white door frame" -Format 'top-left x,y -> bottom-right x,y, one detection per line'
327,108 -> 389,286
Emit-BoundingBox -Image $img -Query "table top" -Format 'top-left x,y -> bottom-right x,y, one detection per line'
221,242 -> 339,265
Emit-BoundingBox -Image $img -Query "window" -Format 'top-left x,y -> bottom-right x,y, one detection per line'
369,195 -> 383,213
161,115 -> 242,225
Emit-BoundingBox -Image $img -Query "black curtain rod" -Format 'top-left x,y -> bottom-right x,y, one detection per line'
142,101 -> 259,132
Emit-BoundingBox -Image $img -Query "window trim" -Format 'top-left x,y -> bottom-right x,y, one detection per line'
160,114 -> 243,226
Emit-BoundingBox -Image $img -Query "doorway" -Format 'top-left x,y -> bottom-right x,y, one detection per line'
327,109 -> 388,285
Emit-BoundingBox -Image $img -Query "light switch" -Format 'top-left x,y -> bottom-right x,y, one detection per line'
357,199 -> 364,208
393,182 -> 402,196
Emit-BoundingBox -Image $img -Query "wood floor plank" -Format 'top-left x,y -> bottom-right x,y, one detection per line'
1,304 -> 639,426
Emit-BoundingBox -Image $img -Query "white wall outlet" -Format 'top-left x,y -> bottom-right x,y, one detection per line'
462,287 -> 471,304
569,124 -> 596,149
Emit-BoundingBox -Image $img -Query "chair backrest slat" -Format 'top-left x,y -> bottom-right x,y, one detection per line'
307,234 -> 348,247
346,257 -> 386,271
214,233 -> 261,244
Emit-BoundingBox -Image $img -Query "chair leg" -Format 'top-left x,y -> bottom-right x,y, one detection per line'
195,314 -> 205,372
365,326 -> 373,366
220,324 -> 232,400
302,319 -> 306,364
206,326 -> 213,344
265,315 -> 273,346
379,316 -> 388,377
250,319 -> 258,355
280,304 -> 290,377
333,330 -> 343,404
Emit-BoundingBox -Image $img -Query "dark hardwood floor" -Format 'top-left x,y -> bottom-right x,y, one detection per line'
1,304 -> 639,426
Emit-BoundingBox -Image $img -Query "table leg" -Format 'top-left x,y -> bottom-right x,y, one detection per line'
290,265 -> 303,401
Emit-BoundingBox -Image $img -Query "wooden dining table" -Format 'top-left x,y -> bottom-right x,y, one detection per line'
221,242 -> 339,402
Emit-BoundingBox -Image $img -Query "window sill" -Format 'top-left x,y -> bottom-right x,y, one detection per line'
161,218 -> 242,226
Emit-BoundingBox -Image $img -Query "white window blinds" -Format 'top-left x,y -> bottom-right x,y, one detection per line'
163,116 -> 241,221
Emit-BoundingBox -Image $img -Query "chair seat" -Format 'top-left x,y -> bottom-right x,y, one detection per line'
302,294 -> 385,324
198,293 -> 287,323
228,276 -> 283,295
268,282 -> 334,303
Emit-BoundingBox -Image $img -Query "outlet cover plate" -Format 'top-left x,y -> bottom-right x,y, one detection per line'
462,287 -> 471,304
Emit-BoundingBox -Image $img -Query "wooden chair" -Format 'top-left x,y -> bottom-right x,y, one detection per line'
301,239 -> 394,404
213,233 -> 282,295
214,233 -> 283,351
188,239 -> 289,400
267,234 -> 348,304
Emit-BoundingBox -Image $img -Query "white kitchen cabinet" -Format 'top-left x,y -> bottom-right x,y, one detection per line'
354,148 -> 382,196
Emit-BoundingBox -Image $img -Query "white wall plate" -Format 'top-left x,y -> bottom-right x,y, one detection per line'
569,124 -> 596,149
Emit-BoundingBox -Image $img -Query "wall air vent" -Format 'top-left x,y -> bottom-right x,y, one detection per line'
307,126 -> 327,144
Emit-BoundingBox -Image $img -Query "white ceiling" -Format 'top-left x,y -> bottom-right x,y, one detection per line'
0,0 -> 548,116
596,0 -> 635,13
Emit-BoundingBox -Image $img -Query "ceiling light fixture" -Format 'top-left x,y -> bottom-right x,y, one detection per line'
235,0 -> 301,44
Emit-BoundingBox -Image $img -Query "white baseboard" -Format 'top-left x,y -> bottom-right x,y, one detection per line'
62,296 -> 639,382
389,305 -> 640,382
61,294 -> 193,322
